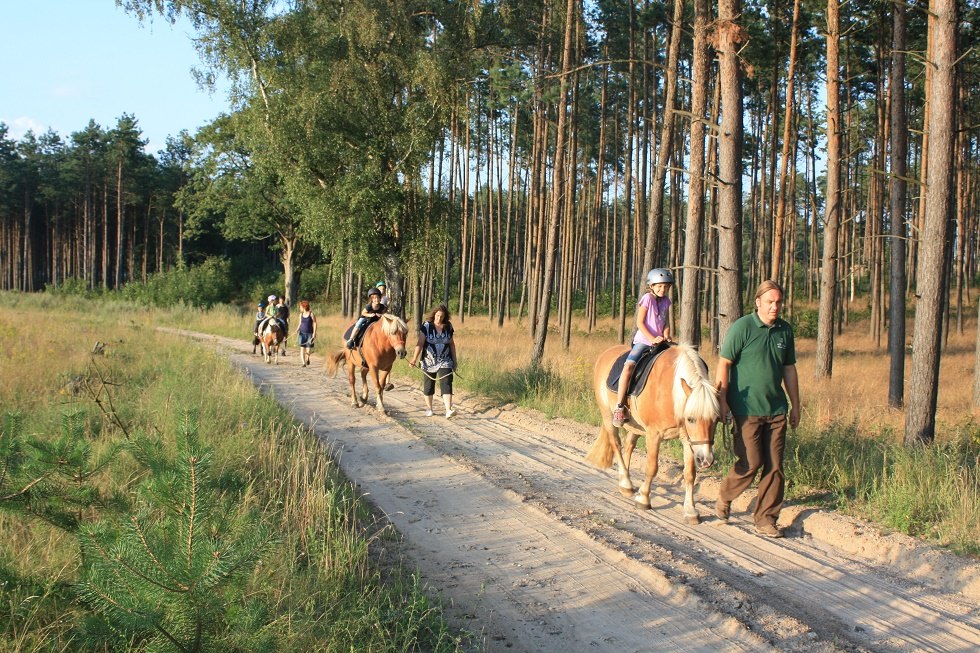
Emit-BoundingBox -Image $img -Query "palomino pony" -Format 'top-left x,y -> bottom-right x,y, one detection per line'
586,343 -> 720,524
325,314 -> 408,415
259,318 -> 285,364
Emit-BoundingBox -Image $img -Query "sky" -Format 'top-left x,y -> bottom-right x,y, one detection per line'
1,1 -> 230,157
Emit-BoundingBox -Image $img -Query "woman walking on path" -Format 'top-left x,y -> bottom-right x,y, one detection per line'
295,300 -> 317,367
408,305 -> 458,418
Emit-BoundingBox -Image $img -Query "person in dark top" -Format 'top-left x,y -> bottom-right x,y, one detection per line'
408,304 -> 458,418
295,299 -> 317,367
275,296 -> 290,355
346,287 -> 386,349
714,280 -> 801,538
252,300 -> 267,354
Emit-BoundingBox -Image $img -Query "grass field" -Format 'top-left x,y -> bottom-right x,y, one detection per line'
0,293 -> 466,652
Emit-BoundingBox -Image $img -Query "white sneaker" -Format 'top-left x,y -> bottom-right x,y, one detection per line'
425,409 -> 434,417
445,408 -> 457,419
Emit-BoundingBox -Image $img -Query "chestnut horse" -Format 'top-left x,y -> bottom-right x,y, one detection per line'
586,343 -> 720,524
259,318 -> 284,365
325,314 -> 408,415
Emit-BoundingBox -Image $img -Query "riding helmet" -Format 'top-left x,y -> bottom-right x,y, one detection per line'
376,281 -> 386,288
368,287 -> 382,297
646,268 -> 674,285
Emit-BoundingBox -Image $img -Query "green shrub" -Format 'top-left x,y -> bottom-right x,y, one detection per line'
121,257 -> 235,308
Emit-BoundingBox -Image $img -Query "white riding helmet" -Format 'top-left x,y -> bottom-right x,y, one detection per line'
646,268 -> 674,285
268,294 -> 277,303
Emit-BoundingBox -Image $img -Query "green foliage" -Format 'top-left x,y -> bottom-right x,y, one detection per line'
461,360 -> 599,423
783,422 -> 980,555
1,411 -> 121,532
120,257 -> 235,308
790,308 -> 819,339
76,412 -> 276,652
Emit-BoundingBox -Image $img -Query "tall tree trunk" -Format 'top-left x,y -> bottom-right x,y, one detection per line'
531,0 -> 576,367
888,0 -> 909,408
771,0 -> 802,282
906,0 -> 957,446
815,0 -> 842,379
641,0 -> 684,289
115,158 -> 124,289
715,0 -> 746,347
678,0 -> 711,346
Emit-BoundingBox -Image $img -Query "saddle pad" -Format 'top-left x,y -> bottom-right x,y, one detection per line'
343,324 -> 354,340
605,342 -> 673,396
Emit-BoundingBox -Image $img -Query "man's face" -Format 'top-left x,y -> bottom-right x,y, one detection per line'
755,289 -> 784,326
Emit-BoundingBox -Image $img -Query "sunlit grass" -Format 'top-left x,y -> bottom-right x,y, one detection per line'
0,292 -> 465,651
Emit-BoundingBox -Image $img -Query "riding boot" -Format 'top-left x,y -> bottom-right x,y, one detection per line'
613,367 -> 634,427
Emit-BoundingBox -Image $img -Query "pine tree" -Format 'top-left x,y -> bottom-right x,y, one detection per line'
76,412 -> 275,652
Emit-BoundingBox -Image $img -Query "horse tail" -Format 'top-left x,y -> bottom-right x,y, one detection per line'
325,350 -> 345,376
585,425 -> 618,469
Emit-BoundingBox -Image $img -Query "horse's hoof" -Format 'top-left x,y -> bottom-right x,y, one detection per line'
618,486 -> 635,498
632,495 -> 651,510
685,515 -> 701,525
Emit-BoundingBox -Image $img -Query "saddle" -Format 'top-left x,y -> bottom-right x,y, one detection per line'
605,341 -> 673,396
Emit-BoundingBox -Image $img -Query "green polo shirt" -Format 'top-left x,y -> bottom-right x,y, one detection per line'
720,312 -> 796,417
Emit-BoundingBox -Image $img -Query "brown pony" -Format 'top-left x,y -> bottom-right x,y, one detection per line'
325,314 -> 408,415
259,318 -> 284,365
586,343 -> 720,524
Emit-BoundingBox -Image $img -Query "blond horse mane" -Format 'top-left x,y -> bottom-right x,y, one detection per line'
379,313 -> 408,337
671,344 -> 720,422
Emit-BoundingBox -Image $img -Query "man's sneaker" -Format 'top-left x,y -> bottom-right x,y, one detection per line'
425,409 -> 434,417
715,499 -> 730,523
446,408 -> 457,419
756,523 -> 784,538
611,405 -> 627,427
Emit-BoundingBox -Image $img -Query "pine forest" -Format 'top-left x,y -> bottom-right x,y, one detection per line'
2,0 -> 980,446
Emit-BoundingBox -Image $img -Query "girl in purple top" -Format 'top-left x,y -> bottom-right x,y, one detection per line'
612,268 -> 674,427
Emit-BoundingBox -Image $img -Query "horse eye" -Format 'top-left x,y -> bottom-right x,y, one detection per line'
687,418 -> 696,424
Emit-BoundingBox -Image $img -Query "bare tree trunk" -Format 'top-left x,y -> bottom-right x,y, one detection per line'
531,0 -> 576,367
771,0 -> 802,282
906,0 -> 957,446
641,0 -> 684,290
678,0 -> 711,346
815,0 -> 842,379
715,0 -> 746,347
888,0 -> 909,408
974,296 -> 980,410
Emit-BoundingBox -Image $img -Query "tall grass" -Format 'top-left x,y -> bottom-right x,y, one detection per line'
0,293 -> 466,651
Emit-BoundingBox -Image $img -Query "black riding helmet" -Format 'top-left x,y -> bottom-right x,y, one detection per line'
368,287 -> 382,298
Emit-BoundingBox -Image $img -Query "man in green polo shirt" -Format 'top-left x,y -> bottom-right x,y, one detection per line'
714,280 -> 801,538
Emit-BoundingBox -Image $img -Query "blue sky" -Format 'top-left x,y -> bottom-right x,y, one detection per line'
1,1 -> 230,156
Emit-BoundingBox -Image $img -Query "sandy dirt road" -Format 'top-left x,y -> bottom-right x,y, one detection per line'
176,330 -> 980,653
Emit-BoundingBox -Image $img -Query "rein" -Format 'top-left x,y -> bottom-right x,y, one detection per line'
410,364 -> 463,381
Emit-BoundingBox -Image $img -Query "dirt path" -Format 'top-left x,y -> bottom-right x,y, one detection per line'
177,330 -> 980,653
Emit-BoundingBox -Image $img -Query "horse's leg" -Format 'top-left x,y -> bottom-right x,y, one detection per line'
681,442 -> 701,524
359,365 -> 369,406
623,431 -> 641,474
634,431 -> 663,509
371,366 -> 385,415
345,359 -> 359,407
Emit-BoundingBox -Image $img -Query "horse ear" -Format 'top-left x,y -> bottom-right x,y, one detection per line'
680,378 -> 693,397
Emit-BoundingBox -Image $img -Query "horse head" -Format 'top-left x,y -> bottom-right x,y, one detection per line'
674,347 -> 720,470
380,314 -> 408,359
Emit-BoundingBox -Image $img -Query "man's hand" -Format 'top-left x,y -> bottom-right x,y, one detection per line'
789,405 -> 800,429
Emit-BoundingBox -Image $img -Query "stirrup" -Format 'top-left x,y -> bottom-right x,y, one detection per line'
612,405 -> 628,427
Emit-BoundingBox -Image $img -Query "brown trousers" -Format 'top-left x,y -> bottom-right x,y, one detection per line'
718,414 -> 788,527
